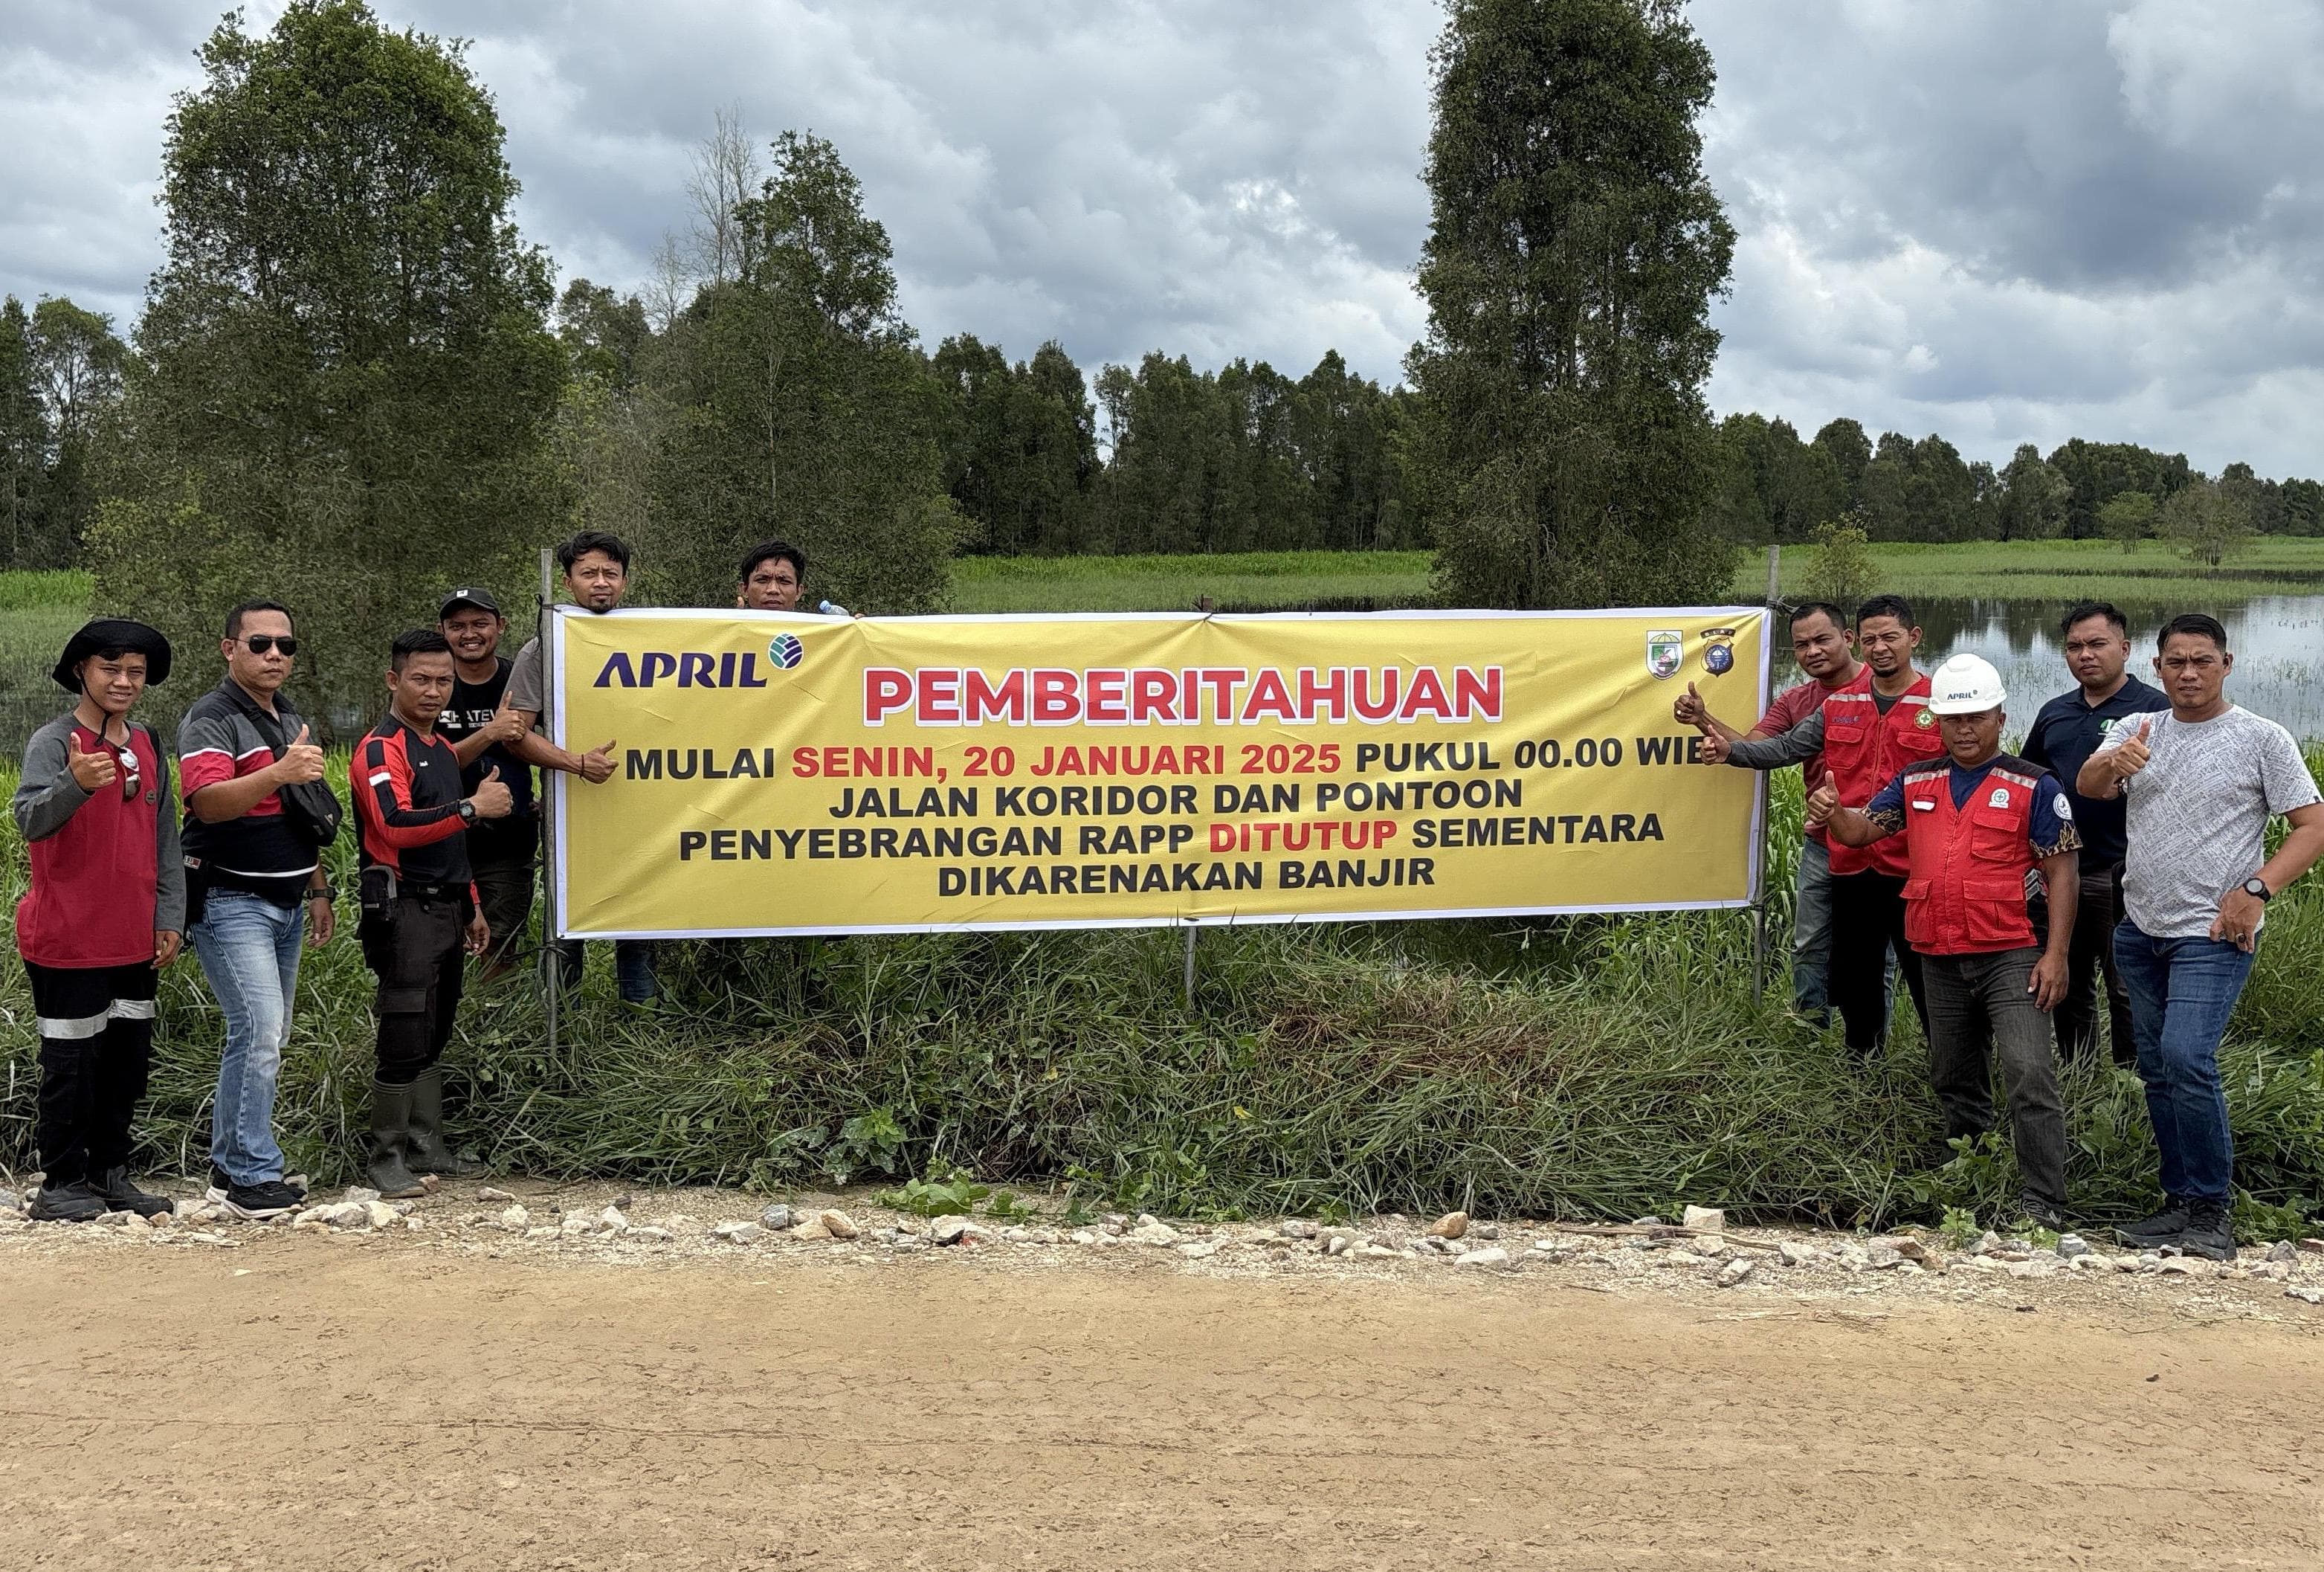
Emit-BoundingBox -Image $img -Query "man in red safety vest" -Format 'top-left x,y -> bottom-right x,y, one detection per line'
1700,594 -> 1946,1057
1810,653 -> 2082,1228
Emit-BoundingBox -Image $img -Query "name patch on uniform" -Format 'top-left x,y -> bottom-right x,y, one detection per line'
1910,798 -> 1937,812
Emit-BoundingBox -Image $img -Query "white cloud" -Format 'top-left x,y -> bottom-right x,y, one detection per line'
0,0 -> 2317,476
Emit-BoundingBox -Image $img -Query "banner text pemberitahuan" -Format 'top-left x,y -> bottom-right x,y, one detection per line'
549,609 -> 1769,938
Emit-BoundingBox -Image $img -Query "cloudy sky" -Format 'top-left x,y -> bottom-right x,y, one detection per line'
4,0 -> 2318,476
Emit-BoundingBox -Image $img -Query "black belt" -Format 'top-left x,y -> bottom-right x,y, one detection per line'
398,882 -> 465,903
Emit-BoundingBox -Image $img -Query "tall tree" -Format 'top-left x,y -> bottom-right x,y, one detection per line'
931,334 -> 1097,555
2158,476 -> 2253,569
0,298 -> 48,566
646,129 -> 961,609
1993,442 -> 2068,541
1407,0 -> 1736,608
90,0 -> 565,721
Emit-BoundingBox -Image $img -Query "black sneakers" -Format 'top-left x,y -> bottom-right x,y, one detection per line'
2178,1201 -> 2238,1262
93,1167 -> 173,1220
217,1179 -> 305,1220
28,1179 -> 109,1223
207,1166 -> 306,1208
2116,1199 -> 2192,1249
2009,1196 -> 2070,1234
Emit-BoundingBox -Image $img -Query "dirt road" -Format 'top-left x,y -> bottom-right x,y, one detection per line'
3,1242 -> 2319,1571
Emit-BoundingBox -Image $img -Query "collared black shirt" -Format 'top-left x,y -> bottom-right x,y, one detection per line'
2020,674 -> 2171,866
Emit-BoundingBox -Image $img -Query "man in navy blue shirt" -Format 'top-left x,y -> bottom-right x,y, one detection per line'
2020,602 -> 2170,1066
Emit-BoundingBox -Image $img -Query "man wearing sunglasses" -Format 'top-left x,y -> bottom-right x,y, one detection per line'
12,619 -> 184,1222
178,600 -> 336,1220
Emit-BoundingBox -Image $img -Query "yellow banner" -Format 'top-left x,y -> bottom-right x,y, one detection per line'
548,609 -> 1769,936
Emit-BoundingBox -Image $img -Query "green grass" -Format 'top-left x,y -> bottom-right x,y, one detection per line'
1737,538 -> 2324,604
948,550 -> 1435,613
4,758 -> 2320,1235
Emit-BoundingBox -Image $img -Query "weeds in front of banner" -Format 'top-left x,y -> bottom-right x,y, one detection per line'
4,766 -> 2323,1239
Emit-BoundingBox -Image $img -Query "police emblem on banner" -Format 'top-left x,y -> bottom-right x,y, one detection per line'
1647,630 -> 1683,680
1702,634 -> 1734,676
769,633 -> 805,669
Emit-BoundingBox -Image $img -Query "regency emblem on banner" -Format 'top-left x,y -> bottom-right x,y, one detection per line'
1647,630 -> 1683,680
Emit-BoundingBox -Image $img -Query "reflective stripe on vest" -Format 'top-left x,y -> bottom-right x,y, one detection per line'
1899,763 -> 2040,955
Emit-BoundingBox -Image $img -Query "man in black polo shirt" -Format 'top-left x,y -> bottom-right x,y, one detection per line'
2020,600 -> 2171,1065
350,631 -> 511,1195
437,588 -> 536,982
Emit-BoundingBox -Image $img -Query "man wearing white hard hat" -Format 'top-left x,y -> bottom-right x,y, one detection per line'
1809,652 -> 2082,1229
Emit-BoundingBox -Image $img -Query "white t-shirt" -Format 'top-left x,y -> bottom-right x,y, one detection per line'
2094,705 -> 2321,938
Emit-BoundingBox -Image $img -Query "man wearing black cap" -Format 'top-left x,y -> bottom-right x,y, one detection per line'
11,619 -> 184,1222
437,588 -> 537,982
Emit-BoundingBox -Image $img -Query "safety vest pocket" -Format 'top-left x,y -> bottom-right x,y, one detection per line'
1964,877 -> 2033,947
1901,877 -> 1934,947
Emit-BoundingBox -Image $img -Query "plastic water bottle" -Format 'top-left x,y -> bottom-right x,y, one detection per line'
817,599 -> 850,616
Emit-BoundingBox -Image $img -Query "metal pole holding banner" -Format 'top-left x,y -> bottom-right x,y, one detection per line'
1764,543 -> 1781,607
538,547 -> 561,1066
1748,592 -> 1778,1002
1182,924 -> 1197,1008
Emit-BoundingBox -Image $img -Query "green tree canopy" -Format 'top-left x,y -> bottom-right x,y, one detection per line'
642,130 -> 962,610
91,0 -> 565,724
1408,0 -> 1737,608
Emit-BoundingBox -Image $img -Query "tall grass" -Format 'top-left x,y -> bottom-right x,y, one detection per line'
4,758 -> 2320,1231
1740,537 -> 2324,604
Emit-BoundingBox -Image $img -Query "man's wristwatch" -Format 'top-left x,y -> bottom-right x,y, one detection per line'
308,886 -> 335,903
2243,877 -> 2273,903
458,799 -> 478,824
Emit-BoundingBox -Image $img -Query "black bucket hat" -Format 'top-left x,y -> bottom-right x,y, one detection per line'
53,619 -> 173,692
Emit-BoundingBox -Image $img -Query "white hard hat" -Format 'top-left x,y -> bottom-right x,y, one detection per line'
1927,653 -> 2007,715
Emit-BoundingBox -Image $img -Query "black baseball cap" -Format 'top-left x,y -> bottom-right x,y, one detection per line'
439,587 -> 503,618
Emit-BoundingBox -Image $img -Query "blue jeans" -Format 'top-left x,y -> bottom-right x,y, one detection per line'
191,891 -> 306,1186
552,938 -> 659,1002
2112,919 -> 2256,1204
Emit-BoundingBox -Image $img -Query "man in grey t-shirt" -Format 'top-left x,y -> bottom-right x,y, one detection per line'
496,530 -> 656,1006
2079,613 -> 2324,1260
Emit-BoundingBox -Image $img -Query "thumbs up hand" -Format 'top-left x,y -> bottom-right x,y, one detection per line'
273,722 -> 326,785
1804,770 -> 1842,827
468,764 -> 514,819
67,731 -> 119,792
1672,680 -> 1708,728
2111,714 -> 2154,780
577,739 -> 617,785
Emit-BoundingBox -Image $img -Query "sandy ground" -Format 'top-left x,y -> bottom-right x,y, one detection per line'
3,1184 -> 2322,1571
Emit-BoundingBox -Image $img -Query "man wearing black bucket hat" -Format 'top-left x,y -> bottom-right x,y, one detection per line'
11,619 -> 185,1222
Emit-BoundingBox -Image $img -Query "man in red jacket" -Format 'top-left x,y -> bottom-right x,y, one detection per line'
11,619 -> 184,1222
1697,594 -> 1946,1057
350,630 -> 511,1196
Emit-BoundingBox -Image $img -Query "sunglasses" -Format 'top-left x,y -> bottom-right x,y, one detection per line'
241,634 -> 300,657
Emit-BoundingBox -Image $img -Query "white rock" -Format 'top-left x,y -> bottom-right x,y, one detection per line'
498,1205 -> 529,1231
628,1226 -> 671,1243
1682,1205 -> 1726,1234
1129,1222 -> 1181,1246
790,1219 -> 832,1241
1069,1229 -> 1100,1246
1717,1257 -> 1756,1287
326,1202 -> 371,1228
598,1205 -> 628,1233
2007,1258 -> 2058,1280
930,1215 -> 972,1246
1360,1243 -> 1400,1259
1456,1247 -> 1511,1269
343,1187 -> 382,1206
2265,1239 -> 2299,1263
1180,1240 -> 1220,1259
0,1189 -> 21,1213
818,1209 -> 859,1240
1279,1219 -> 1319,1240
1322,1234 -> 1354,1257
2159,1257 -> 2206,1276
760,1204 -> 793,1232
710,1220 -> 765,1244
2286,1286 -> 2323,1305
364,1201 -> 397,1229
476,1185 -> 517,1203
1428,1211 -> 1470,1240
294,1205 -> 332,1227
526,1225 -> 558,1240
1134,1212 -> 1163,1229
1778,1241 -> 1818,1267
1660,1250 -> 1711,1268
559,1215 -> 594,1237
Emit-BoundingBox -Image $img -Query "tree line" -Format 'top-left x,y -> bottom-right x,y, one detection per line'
3,0 -> 2312,722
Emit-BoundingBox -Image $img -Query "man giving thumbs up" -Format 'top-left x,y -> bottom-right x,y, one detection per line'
180,600 -> 334,1220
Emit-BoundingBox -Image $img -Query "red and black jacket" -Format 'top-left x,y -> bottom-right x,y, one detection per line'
352,715 -> 476,904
